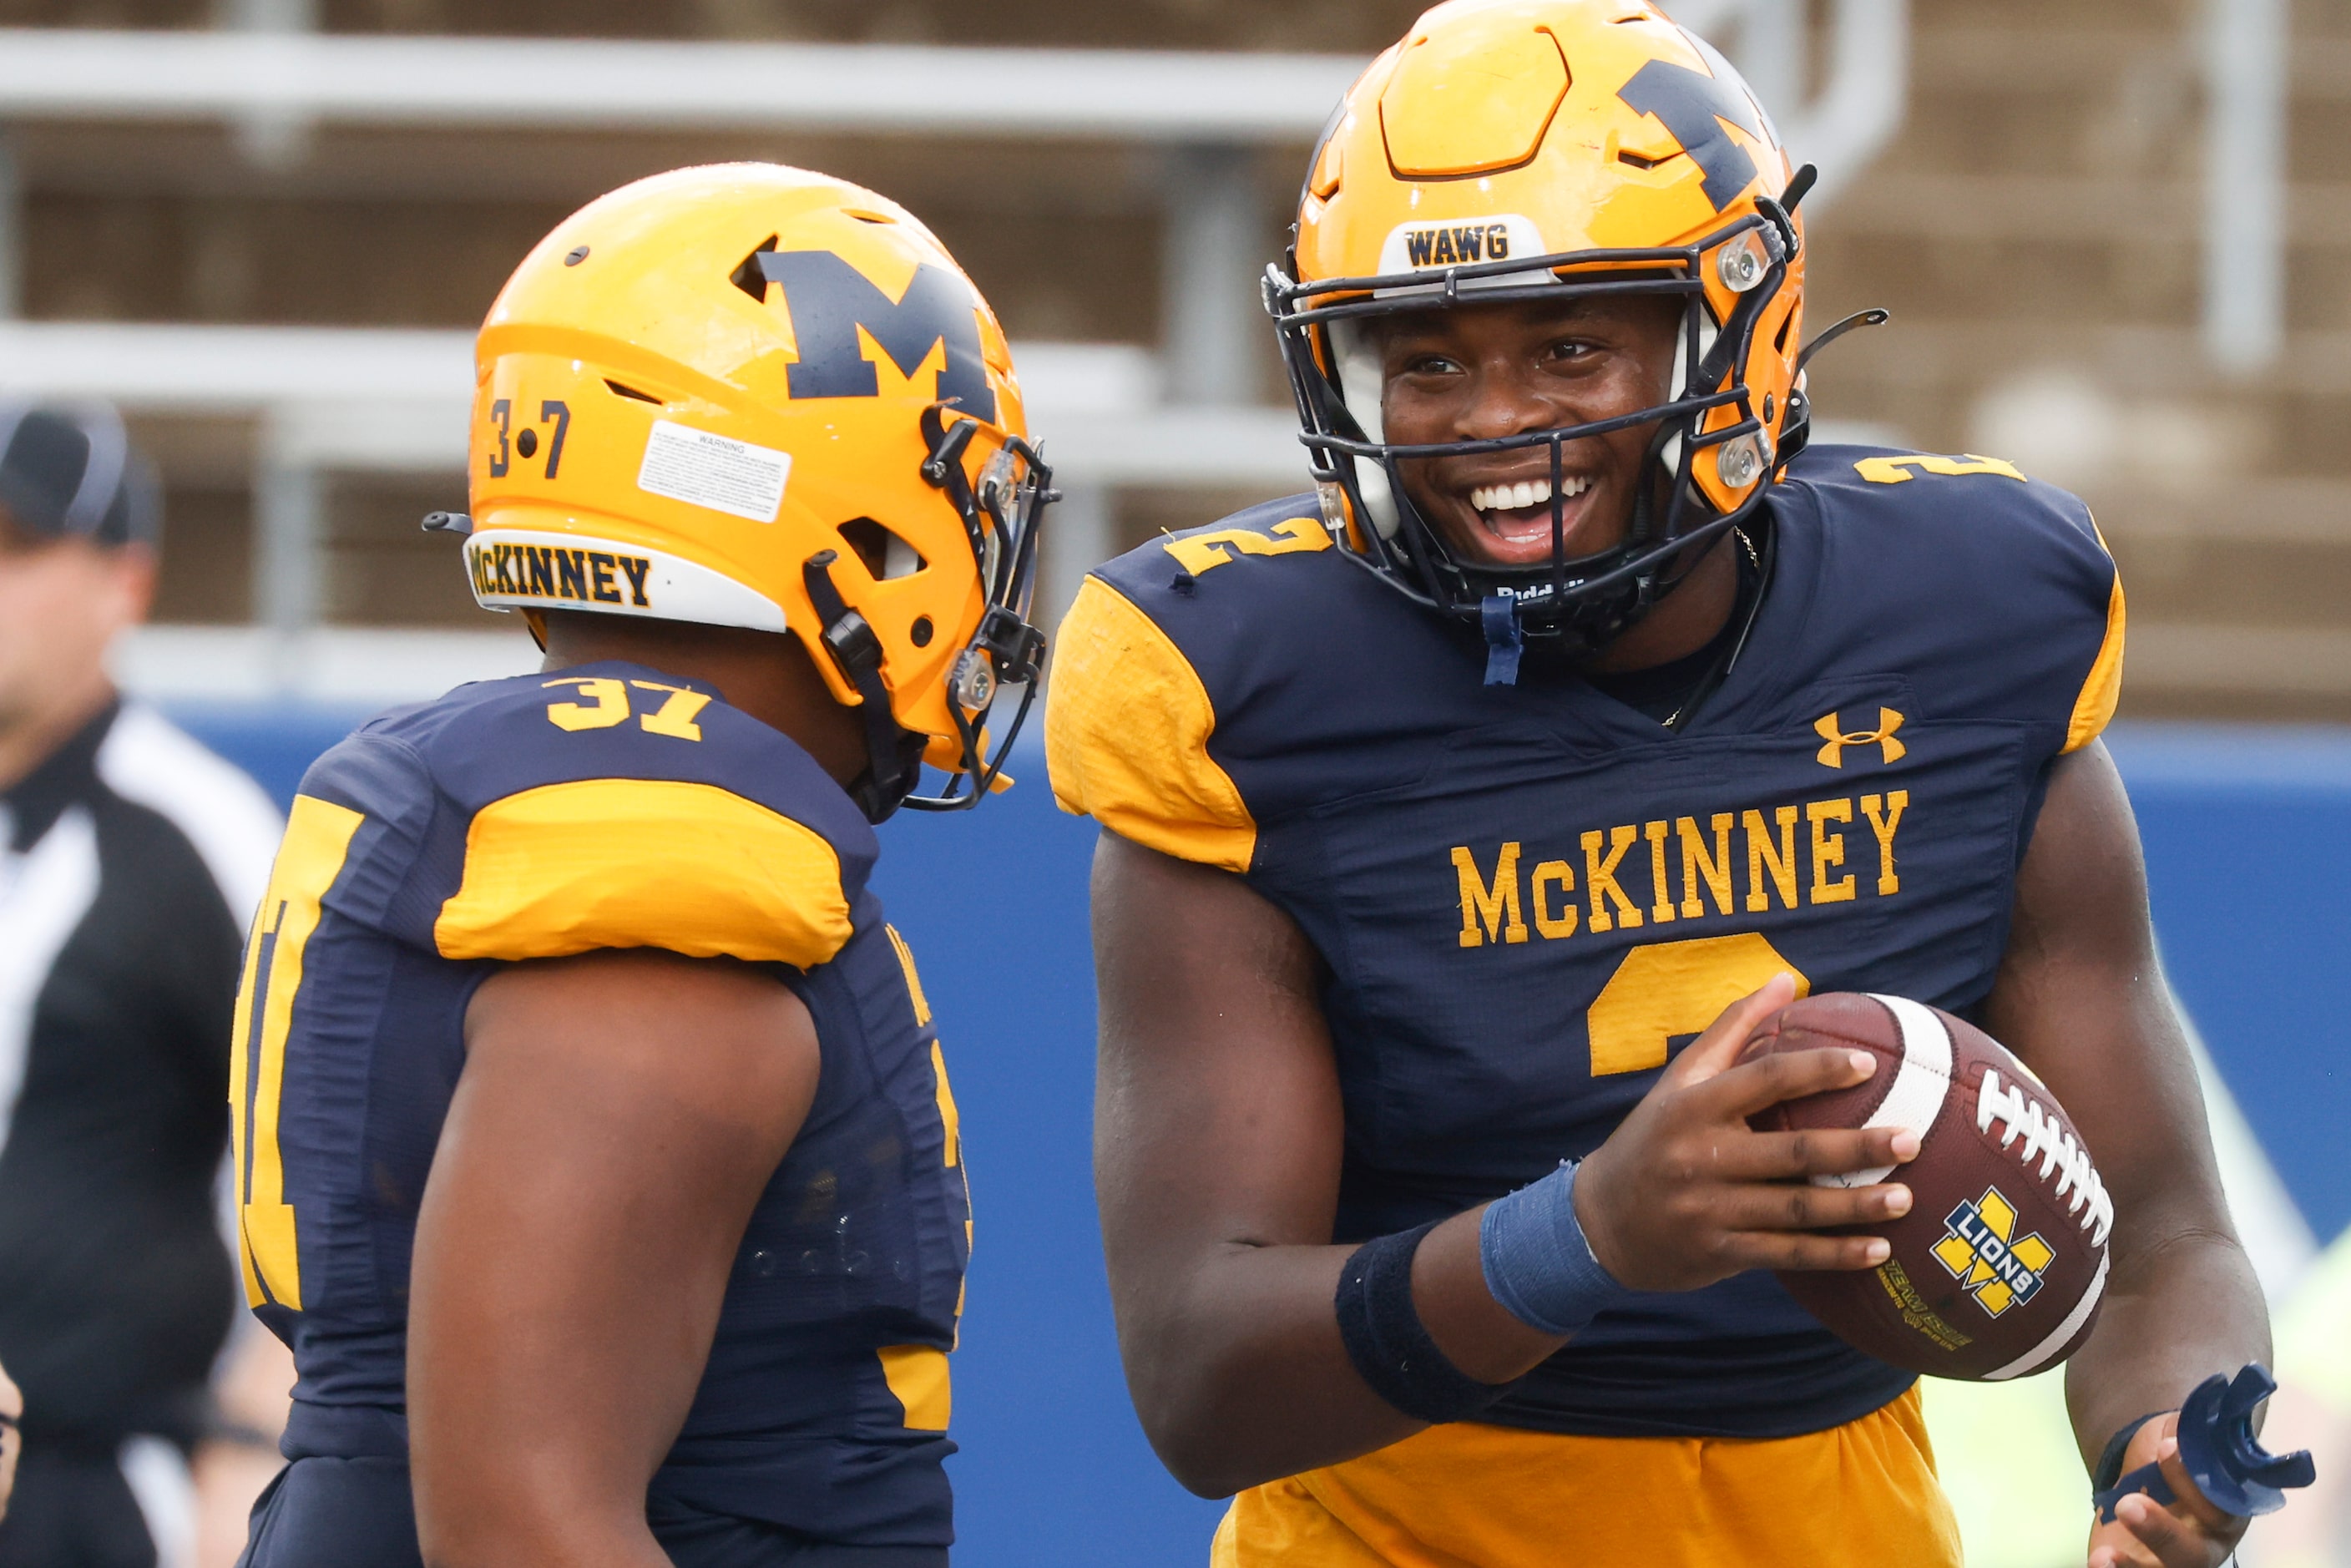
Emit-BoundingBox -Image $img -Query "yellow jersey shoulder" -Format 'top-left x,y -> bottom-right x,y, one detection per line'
1046,574 -> 1256,874
324,663 -> 875,970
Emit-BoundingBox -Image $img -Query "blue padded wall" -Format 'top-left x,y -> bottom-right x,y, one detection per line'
168,704 -> 2350,1568
2105,726 -> 2351,1245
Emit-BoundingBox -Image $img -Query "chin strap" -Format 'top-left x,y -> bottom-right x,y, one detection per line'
802,550 -> 926,824
1482,594 -> 1524,686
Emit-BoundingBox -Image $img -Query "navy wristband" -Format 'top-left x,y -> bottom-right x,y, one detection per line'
2092,1410 -> 2169,1494
1333,1222 -> 1515,1424
1479,1160 -> 1632,1338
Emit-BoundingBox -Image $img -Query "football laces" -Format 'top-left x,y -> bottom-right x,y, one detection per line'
1976,1068 -> 2114,1247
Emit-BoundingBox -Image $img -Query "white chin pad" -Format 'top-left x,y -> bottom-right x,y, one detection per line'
1330,320 -> 1402,539
883,532 -> 923,581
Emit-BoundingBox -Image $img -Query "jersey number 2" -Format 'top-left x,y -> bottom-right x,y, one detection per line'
228,796 -> 364,1312
1586,932 -> 1811,1076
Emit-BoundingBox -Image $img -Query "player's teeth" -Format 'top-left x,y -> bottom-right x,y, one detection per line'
1472,478 -> 1595,513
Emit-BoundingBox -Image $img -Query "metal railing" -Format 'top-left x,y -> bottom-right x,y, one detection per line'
1678,0 -> 1909,214
0,6 -> 1918,645
2205,0 -> 2288,376
0,129 -> 18,318
0,320 -> 1308,635
0,28 -> 1363,142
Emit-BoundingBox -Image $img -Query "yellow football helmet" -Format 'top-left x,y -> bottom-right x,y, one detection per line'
1268,0 -> 1810,657
453,163 -> 1051,820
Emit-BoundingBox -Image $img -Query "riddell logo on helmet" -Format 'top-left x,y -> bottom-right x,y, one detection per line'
1378,215 -> 1548,277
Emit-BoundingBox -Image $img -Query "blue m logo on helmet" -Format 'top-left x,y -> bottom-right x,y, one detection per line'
755,250 -> 999,424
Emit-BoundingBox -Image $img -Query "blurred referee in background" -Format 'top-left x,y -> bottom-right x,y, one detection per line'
0,402 -> 288,1568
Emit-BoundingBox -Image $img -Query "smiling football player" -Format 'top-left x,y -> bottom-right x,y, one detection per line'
1047,4 -> 2273,1565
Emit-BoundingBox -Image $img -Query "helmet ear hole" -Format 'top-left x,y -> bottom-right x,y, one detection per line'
837,516 -> 928,580
729,235 -> 780,302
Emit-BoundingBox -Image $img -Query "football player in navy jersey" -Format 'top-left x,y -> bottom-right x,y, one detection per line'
228,164 -> 1049,1567
1047,4 -> 2268,1566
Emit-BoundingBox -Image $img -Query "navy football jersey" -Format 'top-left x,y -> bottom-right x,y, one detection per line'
226,660 -> 969,1549
1046,446 -> 2123,1440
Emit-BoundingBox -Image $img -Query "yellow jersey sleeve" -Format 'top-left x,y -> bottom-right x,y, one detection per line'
2062,562 -> 2126,754
1044,575 -> 1257,875
433,776 -> 854,968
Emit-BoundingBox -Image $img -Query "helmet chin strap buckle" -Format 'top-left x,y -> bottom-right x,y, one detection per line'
802,549 -> 925,824
973,605 -> 1045,686
1481,594 -> 1524,687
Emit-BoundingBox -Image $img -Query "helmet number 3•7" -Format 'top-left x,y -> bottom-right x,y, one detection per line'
488,398 -> 571,480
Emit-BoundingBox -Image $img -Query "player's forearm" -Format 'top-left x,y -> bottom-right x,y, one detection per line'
1119,1207 -> 1568,1495
2064,1227 -> 2269,1470
1120,1238 -> 1421,1495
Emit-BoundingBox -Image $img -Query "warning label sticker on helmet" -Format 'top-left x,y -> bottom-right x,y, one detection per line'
637,420 -> 791,524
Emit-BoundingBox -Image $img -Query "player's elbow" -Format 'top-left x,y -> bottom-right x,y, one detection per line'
1144,1421 -> 1256,1500
1115,1269 -> 1331,1498
1125,1368 -> 1274,1500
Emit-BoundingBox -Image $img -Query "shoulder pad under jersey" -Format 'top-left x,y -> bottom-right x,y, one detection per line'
1781,445 -> 2126,753
1046,495 -> 1358,874
294,660 -> 874,969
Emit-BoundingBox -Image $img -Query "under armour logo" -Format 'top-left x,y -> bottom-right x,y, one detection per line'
1815,708 -> 1906,767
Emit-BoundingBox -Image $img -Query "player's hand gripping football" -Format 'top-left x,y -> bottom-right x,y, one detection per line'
2086,1413 -> 2245,1568
1573,974 -> 1919,1292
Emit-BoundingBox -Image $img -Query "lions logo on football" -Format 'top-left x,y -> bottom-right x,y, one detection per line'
1933,1186 -> 2055,1317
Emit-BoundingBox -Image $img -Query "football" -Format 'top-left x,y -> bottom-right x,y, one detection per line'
1741,993 -> 2113,1381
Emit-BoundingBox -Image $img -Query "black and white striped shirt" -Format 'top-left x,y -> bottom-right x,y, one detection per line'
0,701 -> 281,1453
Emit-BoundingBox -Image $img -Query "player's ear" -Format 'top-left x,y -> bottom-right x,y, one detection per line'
81,539 -> 157,633
114,540 -> 158,625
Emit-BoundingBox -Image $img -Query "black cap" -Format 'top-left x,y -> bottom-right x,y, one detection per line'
0,402 -> 160,549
